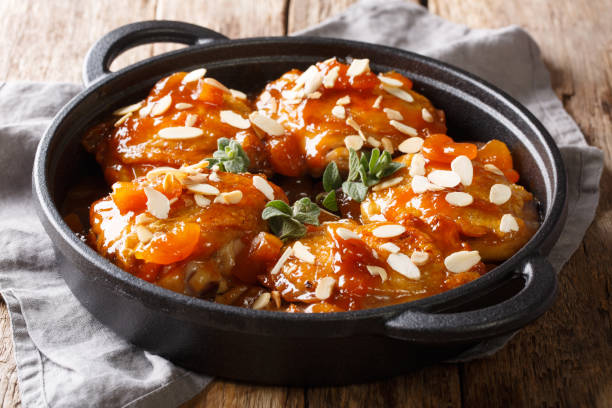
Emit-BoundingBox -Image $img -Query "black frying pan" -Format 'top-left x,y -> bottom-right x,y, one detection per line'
33,21 -> 567,385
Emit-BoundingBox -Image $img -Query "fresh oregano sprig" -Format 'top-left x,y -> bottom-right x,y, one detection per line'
341,148 -> 404,202
262,198 -> 321,241
320,161 -> 342,211
205,137 -> 250,173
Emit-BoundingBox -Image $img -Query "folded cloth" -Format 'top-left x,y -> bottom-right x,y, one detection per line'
0,0 -> 603,406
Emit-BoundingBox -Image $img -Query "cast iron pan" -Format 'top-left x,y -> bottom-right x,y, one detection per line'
33,21 -> 567,385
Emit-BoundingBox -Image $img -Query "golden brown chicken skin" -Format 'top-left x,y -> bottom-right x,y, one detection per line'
260,220 -> 486,312
254,58 -> 446,177
361,137 -> 539,262
82,70 -> 269,185
88,164 -> 287,302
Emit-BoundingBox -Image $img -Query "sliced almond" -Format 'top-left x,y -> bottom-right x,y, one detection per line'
372,95 -> 383,109
387,253 -> 420,280
489,184 -> 512,205
113,101 -> 143,116
303,70 -> 323,95
315,277 -> 336,300
183,173 -> 208,185
158,126 -> 203,140
372,224 -> 406,238
259,91 -> 272,103
270,247 -> 293,275
421,108 -> 434,123
252,175 -> 275,201
346,117 -> 361,132
252,292 -> 271,310
384,108 -> 403,120
139,104 -> 153,117
203,77 -> 229,92
398,137 -> 424,153
411,175 -> 431,194
367,265 -> 388,282
500,214 -> 520,233
410,251 -> 429,265
346,58 -> 370,77
271,290 -> 281,308
293,241 -> 315,264
378,75 -> 403,87
187,183 -> 220,195
451,155 -> 473,186
380,242 -> 400,253
444,250 -> 481,273
427,170 -> 461,188
409,153 -> 426,177
230,89 -> 247,100
445,192 -> 473,207
390,120 -> 418,136
331,105 -> 346,119
381,137 -> 394,153
249,112 -> 285,136
220,110 -> 251,129
143,187 -> 170,219
145,167 -> 187,181
296,65 -> 319,86
323,66 -> 340,88
175,102 -> 193,110
484,163 -> 504,176
114,112 -> 131,127
214,190 -> 243,204
367,136 -> 381,148
335,227 -> 360,241
134,225 -> 153,243
151,94 -> 172,116
383,86 -> 414,103
185,113 -> 197,127
194,194 -> 211,207
344,135 -> 364,151
372,176 -> 403,192
182,68 -> 207,83
208,171 -> 221,182
135,213 -> 154,225
336,95 -> 351,105
308,91 -> 322,99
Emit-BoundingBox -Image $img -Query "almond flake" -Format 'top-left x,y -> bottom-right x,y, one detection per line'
378,75 -> 403,87
183,173 -> 208,185
194,194 -> 211,207
484,163 -> 504,176
331,105 -> 346,119
451,155 -> 473,186
367,136 -> 381,148
135,213 -> 154,225
390,120 -> 418,136
249,112 -> 285,136
380,242 -> 400,253
187,183 -> 220,195
308,91 -> 322,99
139,104 -> 153,117
158,126 -> 203,140
185,113 -> 197,127
151,94 -> 172,116
296,65 -> 319,86
372,224 -> 406,238
445,192 -> 473,207
411,175 -> 443,193
230,89 -> 247,100
372,95 -> 383,109
145,167 -> 187,181
303,70 -> 323,95
335,227 -> 360,241
323,66 -> 341,88
175,102 -> 193,110
259,91 -> 272,103
315,277 -> 336,300
134,225 -> 153,243
398,137 -> 424,153
293,241 -> 315,264
346,117 -> 361,132
252,175 -> 275,201
182,68 -> 207,83
384,108 -> 403,120
114,112 -> 131,127
381,137 -> 394,153
421,108 -> 434,123
346,58 -> 370,77
113,101 -> 143,116
500,214 -> 520,233
270,247 -> 293,275
409,153 -> 426,176
271,290 -> 281,308
411,251 -> 430,265
387,253 -> 420,280
489,184 -> 512,205
344,135 -> 364,151
444,250 -> 481,273
383,86 -> 414,103
203,77 -> 229,92
372,176 -> 403,192
143,187 -> 170,219
336,95 -> 351,105
252,292 -> 271,310
214,190 -> 243,204
209,171 -> 221,182
220,110 -> 251,129
427,170 -> 461,188
366,265 -> 388,282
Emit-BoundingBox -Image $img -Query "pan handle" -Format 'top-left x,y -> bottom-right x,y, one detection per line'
83,20 -> 229,86
384,254 -> 557,343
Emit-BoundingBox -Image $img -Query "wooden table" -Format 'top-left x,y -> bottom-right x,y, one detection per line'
1,0 -> 610,406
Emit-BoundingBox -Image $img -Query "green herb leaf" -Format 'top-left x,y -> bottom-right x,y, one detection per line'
262,198 -> 320,241
321,190 -> 338,212
347,148 -> 361,182
322,161 -> 342,192
291,197 -> 321,226
342,181 -> 369,202
205,138 -> 250,173
265,216 -> 307,241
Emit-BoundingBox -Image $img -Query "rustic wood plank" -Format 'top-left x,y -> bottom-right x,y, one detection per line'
430,1 -> 612,407
0,304 -> 20,408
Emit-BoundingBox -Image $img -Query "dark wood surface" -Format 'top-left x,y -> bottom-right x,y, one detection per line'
0,0 -> 610,406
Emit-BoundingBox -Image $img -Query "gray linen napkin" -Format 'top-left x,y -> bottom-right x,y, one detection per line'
0,0 -> 603,406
